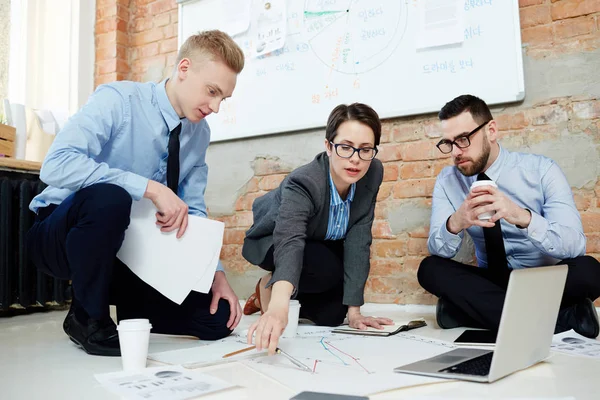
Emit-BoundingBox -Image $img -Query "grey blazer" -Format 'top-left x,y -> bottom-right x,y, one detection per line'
242,152 -> 383,306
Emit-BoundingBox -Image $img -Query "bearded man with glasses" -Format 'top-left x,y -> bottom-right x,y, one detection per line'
418,94 -> 600,339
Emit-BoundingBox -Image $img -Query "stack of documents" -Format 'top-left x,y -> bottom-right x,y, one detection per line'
117,198 -> 224,305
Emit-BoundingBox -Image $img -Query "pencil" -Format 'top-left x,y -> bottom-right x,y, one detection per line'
275,347 -> 312,372
222,345 -> 256,358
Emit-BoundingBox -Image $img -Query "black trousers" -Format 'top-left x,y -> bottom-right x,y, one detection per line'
418,255 -> 600,331
26,183 -> 231,340
260,240 -> 347,327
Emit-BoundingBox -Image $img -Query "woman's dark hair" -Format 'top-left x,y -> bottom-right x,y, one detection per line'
438,94 -> 493,124
325,103 -> 382,146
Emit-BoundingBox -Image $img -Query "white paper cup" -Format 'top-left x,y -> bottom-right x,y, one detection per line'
470,180 -> 497,220
117,319 -> 152,371
281,300 -> 301,338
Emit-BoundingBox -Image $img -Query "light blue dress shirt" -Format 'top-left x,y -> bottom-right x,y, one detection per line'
325,172 -> 356,240
30,79 -> 224,271
428,145 -> 586,269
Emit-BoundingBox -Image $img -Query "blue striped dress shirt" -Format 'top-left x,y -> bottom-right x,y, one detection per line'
30,79 -> 225,271
325,172 -> 356,240
428,145 -> 586,269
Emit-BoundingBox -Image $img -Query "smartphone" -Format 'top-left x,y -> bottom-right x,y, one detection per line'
290,392 -> 369,400
454,329 -> 497,346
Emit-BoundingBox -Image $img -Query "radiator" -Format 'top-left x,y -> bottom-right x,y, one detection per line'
0,171 -> 70,315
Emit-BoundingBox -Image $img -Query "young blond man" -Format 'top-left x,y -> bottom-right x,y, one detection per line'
26,30 -> 245,356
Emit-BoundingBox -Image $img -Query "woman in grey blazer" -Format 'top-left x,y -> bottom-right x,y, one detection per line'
242,103 -> 393,354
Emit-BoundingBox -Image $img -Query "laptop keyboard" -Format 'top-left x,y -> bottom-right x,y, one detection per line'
439,352 -> 494,376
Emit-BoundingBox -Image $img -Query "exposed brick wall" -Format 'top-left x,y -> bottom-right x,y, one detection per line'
520,0 -> 600,54
95,0 -> 178,86
96,0 -> 600,305
95,0 -> 130,86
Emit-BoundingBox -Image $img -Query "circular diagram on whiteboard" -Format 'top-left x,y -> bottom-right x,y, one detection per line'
303,0 -> 408,75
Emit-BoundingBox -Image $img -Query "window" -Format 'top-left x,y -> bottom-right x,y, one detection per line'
8,0 -> 95,128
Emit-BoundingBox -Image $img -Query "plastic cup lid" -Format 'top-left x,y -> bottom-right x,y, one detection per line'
119,319 -> 150,325
117,319 -> 152,331
117,324 -> 152,331
471,180 -> 497,188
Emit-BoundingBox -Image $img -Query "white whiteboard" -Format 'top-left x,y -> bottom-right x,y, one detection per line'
178,0 -> 524,142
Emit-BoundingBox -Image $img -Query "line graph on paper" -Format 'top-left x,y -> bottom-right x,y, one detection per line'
242,334 -> 452,395
312,337 -> 373,374
250,336 -> 375,375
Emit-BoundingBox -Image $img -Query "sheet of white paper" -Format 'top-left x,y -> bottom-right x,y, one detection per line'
192,245 -> 221,293
117,198 -> 224,305
221,0 -> 251,37
551,330 -> 600,358
251,0 -> 287,58
95,365 -> 233,400
394,332 -> 456,349
294,325 -> 336,337
416,0 -> 464,49
149,339 -> 267,368
242,334 -> 451,395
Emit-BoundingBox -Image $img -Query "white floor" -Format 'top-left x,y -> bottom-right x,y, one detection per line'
1,303 -> 599,400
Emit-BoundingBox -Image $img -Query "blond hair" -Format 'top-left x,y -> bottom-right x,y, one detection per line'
177,30 -> 245,73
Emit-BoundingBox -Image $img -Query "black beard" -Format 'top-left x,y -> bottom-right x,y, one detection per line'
456,140 -> 491,177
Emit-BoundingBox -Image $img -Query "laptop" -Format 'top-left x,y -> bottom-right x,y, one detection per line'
394,264 -> 568,383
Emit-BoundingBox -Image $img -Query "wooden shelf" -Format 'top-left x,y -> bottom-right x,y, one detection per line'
0,158 -> 42,172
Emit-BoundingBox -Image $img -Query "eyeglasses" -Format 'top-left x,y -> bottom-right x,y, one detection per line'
436,120 -> 491,154
329,141 -> 378,161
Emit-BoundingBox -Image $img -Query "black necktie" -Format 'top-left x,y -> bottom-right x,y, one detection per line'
167,123 -> 182,194
477,173 -> 508,273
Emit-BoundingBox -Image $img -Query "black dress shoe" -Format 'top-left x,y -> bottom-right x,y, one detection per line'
436,297 -> 484,329
63,302 -> 75,335
556,298 -> 599,339
63,312 -> 121,356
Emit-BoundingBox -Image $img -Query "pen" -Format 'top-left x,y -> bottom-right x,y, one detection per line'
222,345 -> 256,358
275,347 -> 312,372
406,319 -> 427,330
